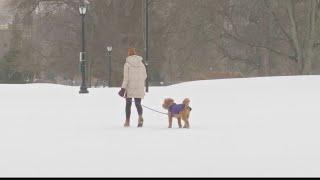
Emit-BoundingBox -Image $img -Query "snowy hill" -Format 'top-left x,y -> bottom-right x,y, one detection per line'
0,76 -> 320,177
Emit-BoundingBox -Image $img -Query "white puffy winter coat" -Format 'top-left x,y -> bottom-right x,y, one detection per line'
121,55 -> 147,98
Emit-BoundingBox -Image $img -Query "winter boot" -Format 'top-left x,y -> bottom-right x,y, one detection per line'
124,119 -> 130,127
137,116 -> 144,128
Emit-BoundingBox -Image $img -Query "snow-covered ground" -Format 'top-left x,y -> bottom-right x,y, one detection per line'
0,76 -> 320,177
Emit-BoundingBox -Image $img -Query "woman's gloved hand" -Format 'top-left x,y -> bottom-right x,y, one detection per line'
118,88 -> 126,97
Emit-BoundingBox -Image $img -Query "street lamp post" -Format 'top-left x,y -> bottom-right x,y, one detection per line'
79,3 -> 88,94
144,0 -> 149,92
107,46 -> 112,87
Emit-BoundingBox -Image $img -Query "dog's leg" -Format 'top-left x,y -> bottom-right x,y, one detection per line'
168,113 -> 173,128
182,113 -> 190,128
184,120 -> 190,128
177,117 -> 182,128
181,111 -> 189,128
184,115 -> 190,128
183,120 -> 187,128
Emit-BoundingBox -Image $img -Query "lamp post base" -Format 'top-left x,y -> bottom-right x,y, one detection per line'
79,87 -> 89,94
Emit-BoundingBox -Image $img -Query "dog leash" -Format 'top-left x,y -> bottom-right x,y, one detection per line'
129,100 -> 168,115
141,104 -> 168,116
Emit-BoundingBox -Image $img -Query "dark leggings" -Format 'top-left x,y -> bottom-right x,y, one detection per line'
126,98 -> 143,119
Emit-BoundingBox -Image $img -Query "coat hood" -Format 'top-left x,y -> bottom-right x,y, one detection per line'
126,55 -> 144,67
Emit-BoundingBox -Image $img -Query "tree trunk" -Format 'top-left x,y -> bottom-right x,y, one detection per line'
287,0 -> 303,73
259,47 -> 270,76
302,0 -> 316,75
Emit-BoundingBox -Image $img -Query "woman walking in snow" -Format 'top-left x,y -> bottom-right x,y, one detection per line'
118,48 -> 147,128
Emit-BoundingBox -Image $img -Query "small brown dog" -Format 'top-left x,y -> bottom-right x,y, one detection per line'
162,98 -> 192,128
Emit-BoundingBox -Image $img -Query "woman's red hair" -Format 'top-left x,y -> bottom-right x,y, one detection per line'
128,48 -> 137,56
